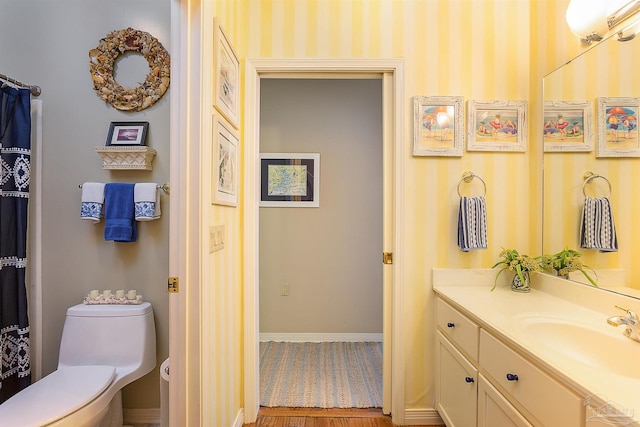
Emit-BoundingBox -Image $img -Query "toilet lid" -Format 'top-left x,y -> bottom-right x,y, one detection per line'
0,365 -> 115,426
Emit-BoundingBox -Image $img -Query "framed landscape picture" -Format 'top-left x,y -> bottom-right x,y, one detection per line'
259,153 -> 320,207
105,121 -> 148,146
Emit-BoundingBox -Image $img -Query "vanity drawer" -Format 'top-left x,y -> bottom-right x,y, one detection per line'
479,330 -> 583,427
436,298 -> 479,361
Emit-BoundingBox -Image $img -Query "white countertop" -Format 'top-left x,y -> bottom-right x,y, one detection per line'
433,269 -> 640,426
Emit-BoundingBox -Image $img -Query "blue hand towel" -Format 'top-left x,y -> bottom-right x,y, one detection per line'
104,183 -> 137,242
457,196 -> 488,252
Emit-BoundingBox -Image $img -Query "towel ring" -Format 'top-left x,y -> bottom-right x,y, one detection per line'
582,171 -> 611,198
457,171 -> 487,198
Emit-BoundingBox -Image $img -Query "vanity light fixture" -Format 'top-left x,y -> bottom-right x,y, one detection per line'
566,0 -> 640,44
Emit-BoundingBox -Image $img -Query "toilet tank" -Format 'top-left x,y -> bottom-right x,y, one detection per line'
58,302 -> 156,379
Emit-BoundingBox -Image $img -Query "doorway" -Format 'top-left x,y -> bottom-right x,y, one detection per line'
243,59 -> 406,425
258,78 -> 383,408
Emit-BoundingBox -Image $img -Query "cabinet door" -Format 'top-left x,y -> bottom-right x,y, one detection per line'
436,331 -> 477,427
479,330 -> 583,427
478,374 -> 533,427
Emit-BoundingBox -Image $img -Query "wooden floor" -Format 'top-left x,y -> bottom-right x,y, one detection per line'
243,407 -> 434,426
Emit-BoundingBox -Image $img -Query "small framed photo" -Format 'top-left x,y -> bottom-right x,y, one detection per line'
212,114 -> 238,207
412,96 -> 464,157
596,97 -> 640,157
105,121 -> 148,146
260,153 -> 320,208
467,100 -> 527,152
213,18 -> 240,129
543,101 -> 593,152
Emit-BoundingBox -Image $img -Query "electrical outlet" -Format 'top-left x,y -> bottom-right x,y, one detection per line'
280,283 -> 289,296
209,225 -> 225,253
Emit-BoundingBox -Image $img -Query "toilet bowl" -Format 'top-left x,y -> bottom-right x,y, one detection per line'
0,302 -> 156,427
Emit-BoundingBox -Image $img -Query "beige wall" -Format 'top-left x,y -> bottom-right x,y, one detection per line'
1,0 -> 171,409
259,78 -> 383,334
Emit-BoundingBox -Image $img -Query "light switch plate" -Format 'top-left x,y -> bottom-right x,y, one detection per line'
210,225 -> 225,253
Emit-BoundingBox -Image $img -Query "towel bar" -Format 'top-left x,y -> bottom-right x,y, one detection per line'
457,171 -> 486,197
583,171 -> 611,198
79,183 -> 170,195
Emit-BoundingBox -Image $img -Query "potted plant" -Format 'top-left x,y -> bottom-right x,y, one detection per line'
540,248 -> 598,287
492,248 -> 542,292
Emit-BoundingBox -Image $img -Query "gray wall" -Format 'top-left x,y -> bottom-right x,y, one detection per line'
259,79 -> 383,334
1,0 -> 170,409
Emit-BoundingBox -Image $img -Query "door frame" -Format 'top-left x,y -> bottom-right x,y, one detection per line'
243,58 -> 406,424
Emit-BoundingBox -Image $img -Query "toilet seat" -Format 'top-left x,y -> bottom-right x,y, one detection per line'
0,365 -> 115,426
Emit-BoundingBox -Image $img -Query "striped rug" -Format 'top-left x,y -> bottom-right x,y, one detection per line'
259,341 -> 383,408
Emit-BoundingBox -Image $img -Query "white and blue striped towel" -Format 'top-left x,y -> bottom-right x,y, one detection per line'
580,196 -> 618,252
457,196 -> 488,252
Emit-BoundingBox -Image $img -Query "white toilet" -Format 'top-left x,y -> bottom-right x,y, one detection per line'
0,302 -> 156,427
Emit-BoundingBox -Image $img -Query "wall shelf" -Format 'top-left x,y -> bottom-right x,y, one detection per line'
95,146 -> 156,170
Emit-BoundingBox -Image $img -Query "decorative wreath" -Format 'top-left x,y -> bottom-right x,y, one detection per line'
89,28 -> 170,112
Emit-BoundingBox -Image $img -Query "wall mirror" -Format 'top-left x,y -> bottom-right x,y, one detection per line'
543,30 -> 640,299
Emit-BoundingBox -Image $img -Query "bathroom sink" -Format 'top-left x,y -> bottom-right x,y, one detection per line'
513,313 -> 640,379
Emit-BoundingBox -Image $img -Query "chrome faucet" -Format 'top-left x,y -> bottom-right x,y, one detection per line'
607,305 -> 640,343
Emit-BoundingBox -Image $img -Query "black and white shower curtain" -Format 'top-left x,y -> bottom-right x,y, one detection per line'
0,86 -> 31,403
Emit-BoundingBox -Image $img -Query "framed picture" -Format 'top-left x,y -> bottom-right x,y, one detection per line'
105,121 -> 148,146
412,96 -> 464,156
467,100 -> 527,152
212,114 -> 238,207
213,18 -> 240,129
260,153 -> 320,208
543,101 -> 593,152
596,97 -> 640,158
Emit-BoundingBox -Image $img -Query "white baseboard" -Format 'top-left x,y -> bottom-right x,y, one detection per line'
233,409 -> 244,427
123,408 -> 161,425
403,408 -> 445,426
124,407 -> 243,427
259,332 -> 383,342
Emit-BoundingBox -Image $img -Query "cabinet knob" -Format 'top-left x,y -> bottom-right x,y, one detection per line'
506,373 -> 519,381
464,376 -> 475,383
447,322 -> 455,328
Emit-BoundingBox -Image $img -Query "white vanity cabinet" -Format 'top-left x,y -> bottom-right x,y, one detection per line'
436,330 -> 478,426
477,374 -> 532,427
435,297 -> 583,427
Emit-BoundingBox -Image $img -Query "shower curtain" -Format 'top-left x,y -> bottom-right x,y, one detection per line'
0,86 -> 31,403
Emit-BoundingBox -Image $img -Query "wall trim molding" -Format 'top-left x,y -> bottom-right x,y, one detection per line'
259,333 -> 383,342
403,408 -> 444,426
244,57 -> 405,425
123,408 -> 161,424
233,409 -> 244,427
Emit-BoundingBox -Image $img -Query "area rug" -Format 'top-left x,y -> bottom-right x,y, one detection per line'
259,341 -> 383,408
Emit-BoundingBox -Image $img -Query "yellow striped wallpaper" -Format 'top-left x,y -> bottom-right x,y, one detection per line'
202,3 -> 244,427
238,0 -> 533,408
204,0 -> 601,423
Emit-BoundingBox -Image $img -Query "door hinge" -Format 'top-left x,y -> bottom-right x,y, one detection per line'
168,277 -> 179,293
383,252 -> 393,265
